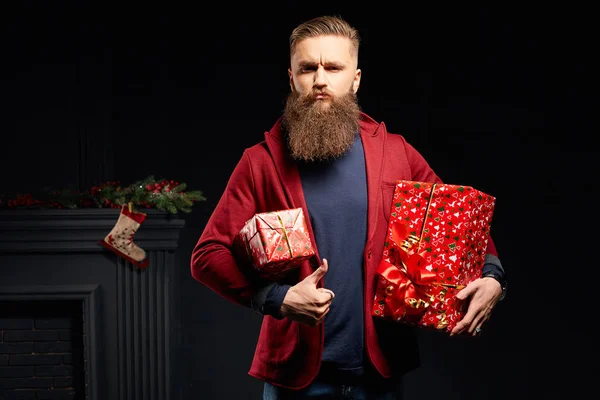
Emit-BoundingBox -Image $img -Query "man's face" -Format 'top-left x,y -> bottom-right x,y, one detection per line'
282,35 -> 362,163
288,35 -> 361,103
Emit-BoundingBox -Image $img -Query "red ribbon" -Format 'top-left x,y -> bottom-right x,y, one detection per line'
376,221 -> 437,321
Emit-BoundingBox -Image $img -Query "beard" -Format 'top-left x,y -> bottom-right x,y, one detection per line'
282,87 -> 361,163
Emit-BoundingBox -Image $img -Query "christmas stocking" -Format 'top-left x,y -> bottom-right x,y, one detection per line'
99,203 -> 150,268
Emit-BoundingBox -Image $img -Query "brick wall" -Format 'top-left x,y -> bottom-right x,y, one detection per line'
0,301 -> 84,400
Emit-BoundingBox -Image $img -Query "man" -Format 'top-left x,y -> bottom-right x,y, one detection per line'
191,15 -> 506,399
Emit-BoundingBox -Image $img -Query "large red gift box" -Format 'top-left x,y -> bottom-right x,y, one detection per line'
236,208 -> 315,279
372,180 -> 496,332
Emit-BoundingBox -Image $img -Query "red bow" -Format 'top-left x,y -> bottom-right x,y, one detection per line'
376,222 -> 437,321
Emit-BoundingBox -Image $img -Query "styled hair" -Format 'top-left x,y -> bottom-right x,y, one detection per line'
289,15 -> 360,58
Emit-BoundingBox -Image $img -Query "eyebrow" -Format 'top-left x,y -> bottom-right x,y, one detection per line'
297,60 -> 345,69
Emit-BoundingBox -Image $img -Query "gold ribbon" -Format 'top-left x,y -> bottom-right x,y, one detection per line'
276,213 -> 294,258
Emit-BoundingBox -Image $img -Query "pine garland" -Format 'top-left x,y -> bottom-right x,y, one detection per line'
0,176 -> 207,214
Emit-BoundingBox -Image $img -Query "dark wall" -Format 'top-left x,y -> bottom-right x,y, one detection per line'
2,2 -> 594,399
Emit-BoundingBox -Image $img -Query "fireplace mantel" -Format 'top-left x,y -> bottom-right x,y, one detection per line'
0,208 -> 185,400
0,208 -> 184,253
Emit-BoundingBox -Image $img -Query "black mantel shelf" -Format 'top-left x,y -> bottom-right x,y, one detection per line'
0,208 -> 186,400
0,208 -> 185,253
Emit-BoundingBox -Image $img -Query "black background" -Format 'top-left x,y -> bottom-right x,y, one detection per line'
2,2 -> 595,399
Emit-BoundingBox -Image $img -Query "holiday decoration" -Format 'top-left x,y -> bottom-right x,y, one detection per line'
99,203 -> 149,268
1,176 -> 206,269
0,175 -> 206,214
372,180 -> 495,333
236,208 -> 315,279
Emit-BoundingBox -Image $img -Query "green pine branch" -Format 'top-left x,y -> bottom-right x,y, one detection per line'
0,176 -> 207,214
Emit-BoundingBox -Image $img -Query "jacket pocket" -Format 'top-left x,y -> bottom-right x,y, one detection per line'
257,316 -> 299,365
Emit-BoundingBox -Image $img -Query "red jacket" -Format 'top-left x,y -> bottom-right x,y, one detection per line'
191,112 -> 498,389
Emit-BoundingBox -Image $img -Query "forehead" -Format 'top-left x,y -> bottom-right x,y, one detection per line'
291,35 -> 356,66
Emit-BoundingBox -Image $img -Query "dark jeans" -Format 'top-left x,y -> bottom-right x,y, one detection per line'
262,370 -> 403,400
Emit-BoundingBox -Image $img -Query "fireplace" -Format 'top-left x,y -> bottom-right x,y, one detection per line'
0,209 -> 185,400
0,296 -> 91,399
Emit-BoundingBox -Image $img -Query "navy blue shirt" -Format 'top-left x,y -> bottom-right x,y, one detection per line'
261,134 -> 369,377
298,135 -> 368,376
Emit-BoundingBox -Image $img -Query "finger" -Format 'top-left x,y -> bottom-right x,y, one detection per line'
315,306 -> 331,324
451,309 -> 476,336
450,320 -> 468,336
313,290 -> 334,307
470,312 -> 490,336
317,288 -> 335,301
316,304 -> 330,316
455,283 -> 476,300
306,258 -> 328,284
472,321 -> 485,337
467,311 -> 487,335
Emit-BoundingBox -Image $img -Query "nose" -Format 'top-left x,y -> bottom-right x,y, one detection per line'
313,66 -> 327,89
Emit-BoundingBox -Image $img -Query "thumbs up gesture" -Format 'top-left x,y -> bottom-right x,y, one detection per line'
280,259 -> 335,326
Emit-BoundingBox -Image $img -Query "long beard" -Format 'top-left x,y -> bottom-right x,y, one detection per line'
282,89 -> 361,163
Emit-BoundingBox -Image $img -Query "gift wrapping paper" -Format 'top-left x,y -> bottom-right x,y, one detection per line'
372,180 -> 496,332
237,208 -> 315,279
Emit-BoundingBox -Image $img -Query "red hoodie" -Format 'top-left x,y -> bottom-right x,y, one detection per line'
191,112 -> 498,389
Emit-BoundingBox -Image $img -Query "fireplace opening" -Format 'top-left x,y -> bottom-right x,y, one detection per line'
0,299 -> 85,399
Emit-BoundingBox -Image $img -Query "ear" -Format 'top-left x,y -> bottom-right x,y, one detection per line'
353,69 -> 362,94
288,68 -> 295,92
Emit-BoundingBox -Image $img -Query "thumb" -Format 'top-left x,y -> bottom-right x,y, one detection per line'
306,258 -> 328,284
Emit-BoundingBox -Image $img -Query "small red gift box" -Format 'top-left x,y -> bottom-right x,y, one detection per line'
372,180 -> 496,332
236,208 -> 315,279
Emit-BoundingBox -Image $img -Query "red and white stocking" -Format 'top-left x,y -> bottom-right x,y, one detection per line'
99,204 -> 149,268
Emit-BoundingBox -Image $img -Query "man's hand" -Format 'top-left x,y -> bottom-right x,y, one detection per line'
450,277 -> 502,336
280,259 -> 335,326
